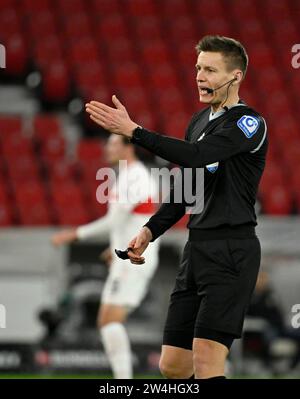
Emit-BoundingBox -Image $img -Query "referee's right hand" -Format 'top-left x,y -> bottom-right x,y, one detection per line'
127,227 -> 153,265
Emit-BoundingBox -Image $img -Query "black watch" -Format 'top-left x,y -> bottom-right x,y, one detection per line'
130,125 -> 143,143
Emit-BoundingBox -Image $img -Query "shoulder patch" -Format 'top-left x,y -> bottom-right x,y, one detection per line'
237,115 -> 260,138
206,162 -> 219,173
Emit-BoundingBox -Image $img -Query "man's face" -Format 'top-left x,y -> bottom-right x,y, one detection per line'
195,51 -> 235,106
105,135 -> 127,165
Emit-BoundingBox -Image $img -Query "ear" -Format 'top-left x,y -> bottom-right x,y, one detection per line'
233,71 -> 243,84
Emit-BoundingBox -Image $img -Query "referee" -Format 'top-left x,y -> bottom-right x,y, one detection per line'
85,35 -> 268,379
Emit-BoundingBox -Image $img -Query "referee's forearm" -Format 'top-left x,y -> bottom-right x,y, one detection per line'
144,204 -> 186,241
131,127 -> 202,167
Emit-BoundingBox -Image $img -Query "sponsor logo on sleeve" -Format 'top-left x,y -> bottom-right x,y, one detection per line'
237,115 -> 260,138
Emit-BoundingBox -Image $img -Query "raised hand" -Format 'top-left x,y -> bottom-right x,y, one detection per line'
85,95 -> 138,138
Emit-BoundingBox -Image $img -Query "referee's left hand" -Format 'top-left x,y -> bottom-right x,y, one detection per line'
126,227 -> 153,265
85,95 -> 138,138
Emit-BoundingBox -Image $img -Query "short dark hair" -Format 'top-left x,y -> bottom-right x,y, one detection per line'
195,35 -> 248,77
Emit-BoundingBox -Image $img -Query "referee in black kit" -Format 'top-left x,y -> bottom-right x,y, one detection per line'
85,35 -> 268,379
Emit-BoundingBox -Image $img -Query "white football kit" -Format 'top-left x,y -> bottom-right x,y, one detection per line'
77,160 -> 159,310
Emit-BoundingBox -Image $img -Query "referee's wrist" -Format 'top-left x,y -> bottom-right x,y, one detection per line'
130,125 -> 143,143
142,226 -> 153,241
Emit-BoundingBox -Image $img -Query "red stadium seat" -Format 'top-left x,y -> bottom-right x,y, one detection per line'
0,9 -> 21,39
41,60 -> 71,103
282,142 -> 300,169
63,14 -> 92,40
112,62 -> 143,88
81,87 -> 112,111
161,0 -> 191,17
193,0 -> 225,18
4,34 -> 28,76
239,89 -> 257,109
248,44 -> 275,69
229,0 -> 258,20
133,110 -> 158,131
149,64 -> 180,90
22,0 -> 51,13
0,0 -> 16,8
13,180 -> 46,205
127,0 -> 157,17
162,112 -> 190,140
237,20 -> 267,44
84,179 -> 108,219
68,38 -> 99,66
90,201 -> 108,219
50,181 -> 84,208
259,163 -> 285,195
117,87 -> 150,116
33,114 -> 62,142
261,184 -> 293,215
7,156 -> 40,182
290,72 -> 300,103
201,17 -> 232,37
272,20 -> 298,47
262,0 -> 291,20
74,62 -> 108,97
1,136 -> 34,158
39,136 -> 65,161
79,159 -> 107,184
0,201 -> 13,226
167,16 -> 197,41
178,43 -> 198,68
0,116 -> 22,137
98,15 -> 129,39
34,36 -> 64,68
180,63 -> 198,93
91,0 -> 121,15
141,40 -> 171,65
156,88 -> 186,114
0,183 -> 10,205
49,181 -> 90,225
28,11 -> 57,38
256,67 -> 283,91
105,38 -> 135,63
77,139 -> 104,162
17,201 -> 52,225
46,159 -> 77,183
54,0 -> 85,15
295,192 -> 300,213
55,204 -> 91,226
132,17 -> 162,41
264,92 -> 291,116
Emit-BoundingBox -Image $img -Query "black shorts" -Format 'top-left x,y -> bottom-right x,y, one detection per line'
163,232 -> 261,350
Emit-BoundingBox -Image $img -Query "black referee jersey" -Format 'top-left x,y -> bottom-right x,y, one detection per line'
131,101 -> 268,241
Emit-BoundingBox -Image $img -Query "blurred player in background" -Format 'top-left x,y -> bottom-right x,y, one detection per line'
51,135 -> 160,379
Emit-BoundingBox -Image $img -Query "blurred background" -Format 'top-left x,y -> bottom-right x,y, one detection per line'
0,0 -> 300,378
